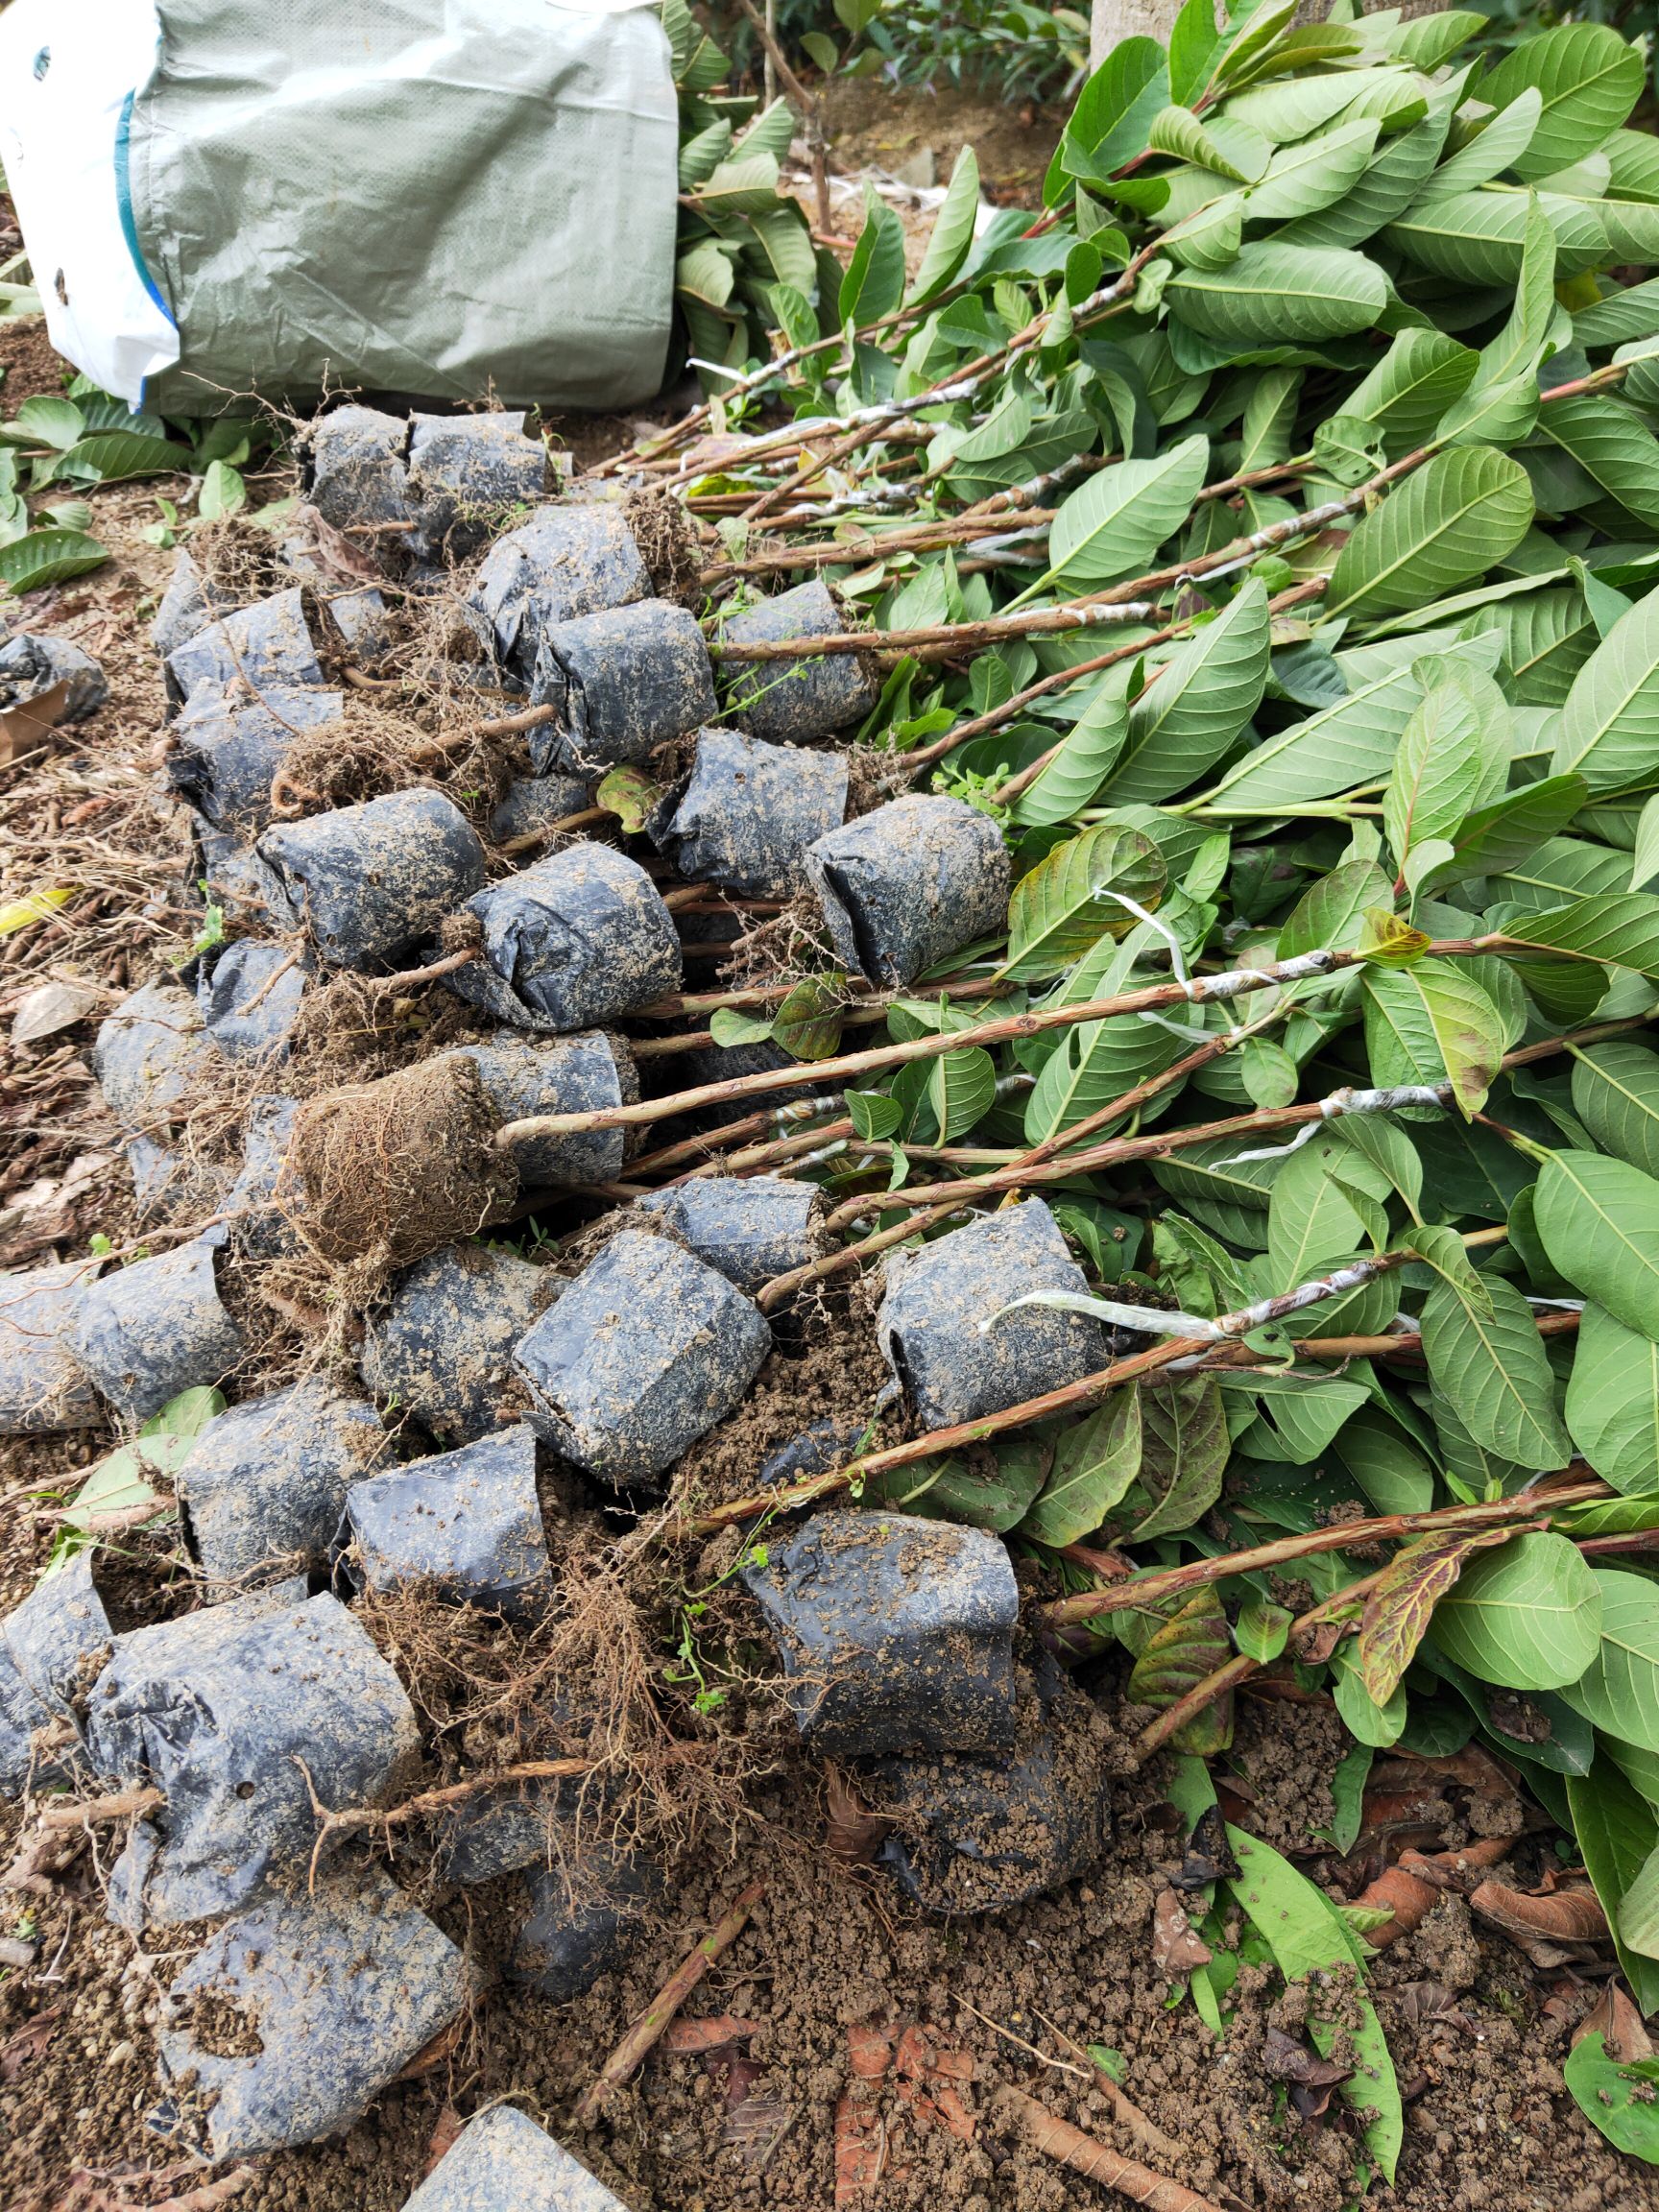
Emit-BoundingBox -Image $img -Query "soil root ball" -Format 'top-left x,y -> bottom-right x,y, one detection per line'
457,1027 -> 637,1190
528,599 -> 716,774
871,1659 -> 1112,1914
651,725 -> 849,900
720,577 -> 881,742
743,1507 -> 1021,1759
878,1196 -> 1106,1428
168,681 -> 345,833
0,1552 -> 112,1795
621,483 -> 702,605
290,1054 -> 518,1270
341,1421 -> 553,1615
400,2104 -> 632,2212
0,630 -> 107,723
179,1377 -> 385,1588
637,1174 -> 826,1295
199,939 -> 310,1064
154,1870 -> 461,2161
469,503 -> 652,678
87,1587 -> 420,1926
92,975 -> 217,1133
72,1238 -> 244,1427
805,791 -> 1011,987
508,1845 -> 662,2002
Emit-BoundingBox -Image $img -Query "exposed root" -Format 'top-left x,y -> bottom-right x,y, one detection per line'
995,2084 -> 1236,2212
622,487 -> 705,607
282,964 -> 483,1089
719,892 -> 837,992
187,517 -> 293,609
288,1053 -> 516,1267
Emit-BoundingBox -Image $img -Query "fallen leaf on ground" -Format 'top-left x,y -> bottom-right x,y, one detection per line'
824,1761 -> 889,1865
1469,1877 -> 1606,1967
422,2107 -> 463,2178
1262,2026 -> 1352,2089
0,2004 -> 62,2083
1396,1982 -> 1477,2033
0,678 -> 71,767
1151,1887 -> 1214,1974
1574,1983 -> 1653,2064
723,2092 -> 796,2160
1354,1836 -> 1510,1948
11,978 -> 99,1046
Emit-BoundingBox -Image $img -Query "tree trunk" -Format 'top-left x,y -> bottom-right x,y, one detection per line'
1091,0 -> 1184,71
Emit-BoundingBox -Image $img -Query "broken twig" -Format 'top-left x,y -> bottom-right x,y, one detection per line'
576,1880 -> 765,2125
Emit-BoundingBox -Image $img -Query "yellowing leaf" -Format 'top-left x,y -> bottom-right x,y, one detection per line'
0,886 -> 71,935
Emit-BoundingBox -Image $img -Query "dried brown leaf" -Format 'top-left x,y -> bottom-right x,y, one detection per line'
1396,1982 -> 1477,2032
0,2004 -> 62,2084
421,2106 -> 464,2178
724,2091 -> 796,2162
1573,1982 -> 1653,2063
1262,2025 -> 1352,2088
1470,1876 -> 1607,1940
1151,1887 -> 1214,1974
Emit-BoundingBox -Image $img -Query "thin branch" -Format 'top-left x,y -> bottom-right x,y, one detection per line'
1038,1476 -> 1605,1631
684,1238 -> 1572,1539
497,941 -> 1499,1146
360,944 -> 479,995
815,1012 -> 1659,1227
575,1880 -> 765,2125
471,701 -> 558,738
36,1787 -> 164,1830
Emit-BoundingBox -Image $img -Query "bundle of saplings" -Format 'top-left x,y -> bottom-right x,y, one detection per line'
22,0 -> 1659,2187
591,3 -> 1659,2162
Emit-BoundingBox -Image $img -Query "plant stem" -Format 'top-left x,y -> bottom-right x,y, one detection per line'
689,1264 -> 1583,1539
817,1011 -> 1658,1223
1037,1475 -> 1606,1630
574,1880 -> 765,2126
498,940 -> 1463,1146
